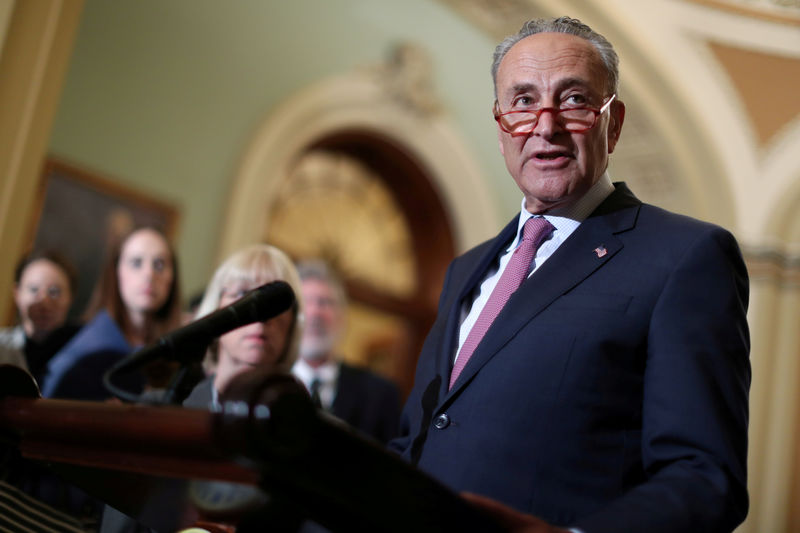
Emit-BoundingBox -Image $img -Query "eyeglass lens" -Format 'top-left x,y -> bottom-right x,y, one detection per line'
498,108 -> 598,133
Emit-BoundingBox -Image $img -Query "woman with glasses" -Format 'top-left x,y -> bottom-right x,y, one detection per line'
0,250 -> 81,385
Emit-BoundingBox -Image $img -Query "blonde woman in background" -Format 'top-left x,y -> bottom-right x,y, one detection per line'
183,243 -> 303,408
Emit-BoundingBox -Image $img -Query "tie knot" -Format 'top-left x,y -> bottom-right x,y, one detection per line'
521,217 -> 554,248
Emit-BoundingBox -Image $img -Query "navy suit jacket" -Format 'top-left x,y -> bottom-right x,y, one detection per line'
40,311 -> 142,401
389,183 -> 750,533
331,363 -> 401,445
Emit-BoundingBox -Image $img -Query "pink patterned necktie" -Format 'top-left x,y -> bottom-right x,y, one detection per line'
449,217 -> 555,389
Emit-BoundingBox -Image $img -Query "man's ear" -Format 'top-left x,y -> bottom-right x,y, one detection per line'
493,101 -> 506,155
607,99 -> 626,154
497,124 -> 506,156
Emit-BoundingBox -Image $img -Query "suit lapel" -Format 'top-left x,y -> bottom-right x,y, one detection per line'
444,184 -> 641,399
331,363 -> 353,418
434,218 -> 519,397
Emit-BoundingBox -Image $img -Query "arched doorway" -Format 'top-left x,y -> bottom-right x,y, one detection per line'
264,129 -> 455,393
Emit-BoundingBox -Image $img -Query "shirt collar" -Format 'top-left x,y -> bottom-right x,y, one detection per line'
292,357 -> 339,385
510,172 -> 614,249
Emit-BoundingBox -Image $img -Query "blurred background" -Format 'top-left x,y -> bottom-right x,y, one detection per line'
1,0 -> 798,530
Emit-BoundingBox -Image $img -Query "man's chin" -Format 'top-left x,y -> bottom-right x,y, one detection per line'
230,350 -> 274,369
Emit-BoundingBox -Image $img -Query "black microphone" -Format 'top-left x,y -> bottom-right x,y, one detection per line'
110,280 -> 295,375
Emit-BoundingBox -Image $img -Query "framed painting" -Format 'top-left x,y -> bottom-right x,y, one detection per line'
28,157 -> 180,319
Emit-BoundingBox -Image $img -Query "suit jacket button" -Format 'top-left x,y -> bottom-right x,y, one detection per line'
433,413 -> 450,429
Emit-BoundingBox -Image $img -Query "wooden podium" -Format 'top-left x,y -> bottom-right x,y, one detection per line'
0,365 -> 505,532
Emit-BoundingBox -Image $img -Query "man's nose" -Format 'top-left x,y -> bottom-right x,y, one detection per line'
306,304 -> 325,320
305,297 -> 325,312
533,108 -> 563,137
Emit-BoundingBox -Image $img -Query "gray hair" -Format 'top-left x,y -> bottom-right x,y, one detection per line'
491,16 -> 619,97
295,259 -> 347,309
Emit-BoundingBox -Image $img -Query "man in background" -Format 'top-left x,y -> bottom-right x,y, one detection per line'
292,260 -> 401,445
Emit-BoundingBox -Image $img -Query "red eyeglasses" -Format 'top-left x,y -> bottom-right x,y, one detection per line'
494,94 -> 616,135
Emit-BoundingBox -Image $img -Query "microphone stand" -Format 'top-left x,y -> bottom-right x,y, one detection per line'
103,338 -> 210,405
160,348 -> 207,405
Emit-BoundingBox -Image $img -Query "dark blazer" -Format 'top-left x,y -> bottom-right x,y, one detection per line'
330,363 -> 401,444
182,374 -> 214,409
40,311 -> 141,401
389,183 -> 750,533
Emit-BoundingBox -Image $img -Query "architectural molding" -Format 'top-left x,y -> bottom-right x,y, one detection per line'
220,46 -> 498,262
369,42 -> 443,117
745,246 -> 800,286
686,0 -> 800,25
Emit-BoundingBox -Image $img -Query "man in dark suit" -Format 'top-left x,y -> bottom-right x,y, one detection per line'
292,260 -> 401,445
388,16 -> 750,533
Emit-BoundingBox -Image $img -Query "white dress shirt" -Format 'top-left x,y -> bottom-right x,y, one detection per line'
292,357 -> 340,410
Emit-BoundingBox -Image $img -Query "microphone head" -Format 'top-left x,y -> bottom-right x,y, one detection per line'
240,280 -> 296,322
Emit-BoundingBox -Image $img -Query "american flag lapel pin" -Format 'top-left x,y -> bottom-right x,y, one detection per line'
594,246 -> 607,258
